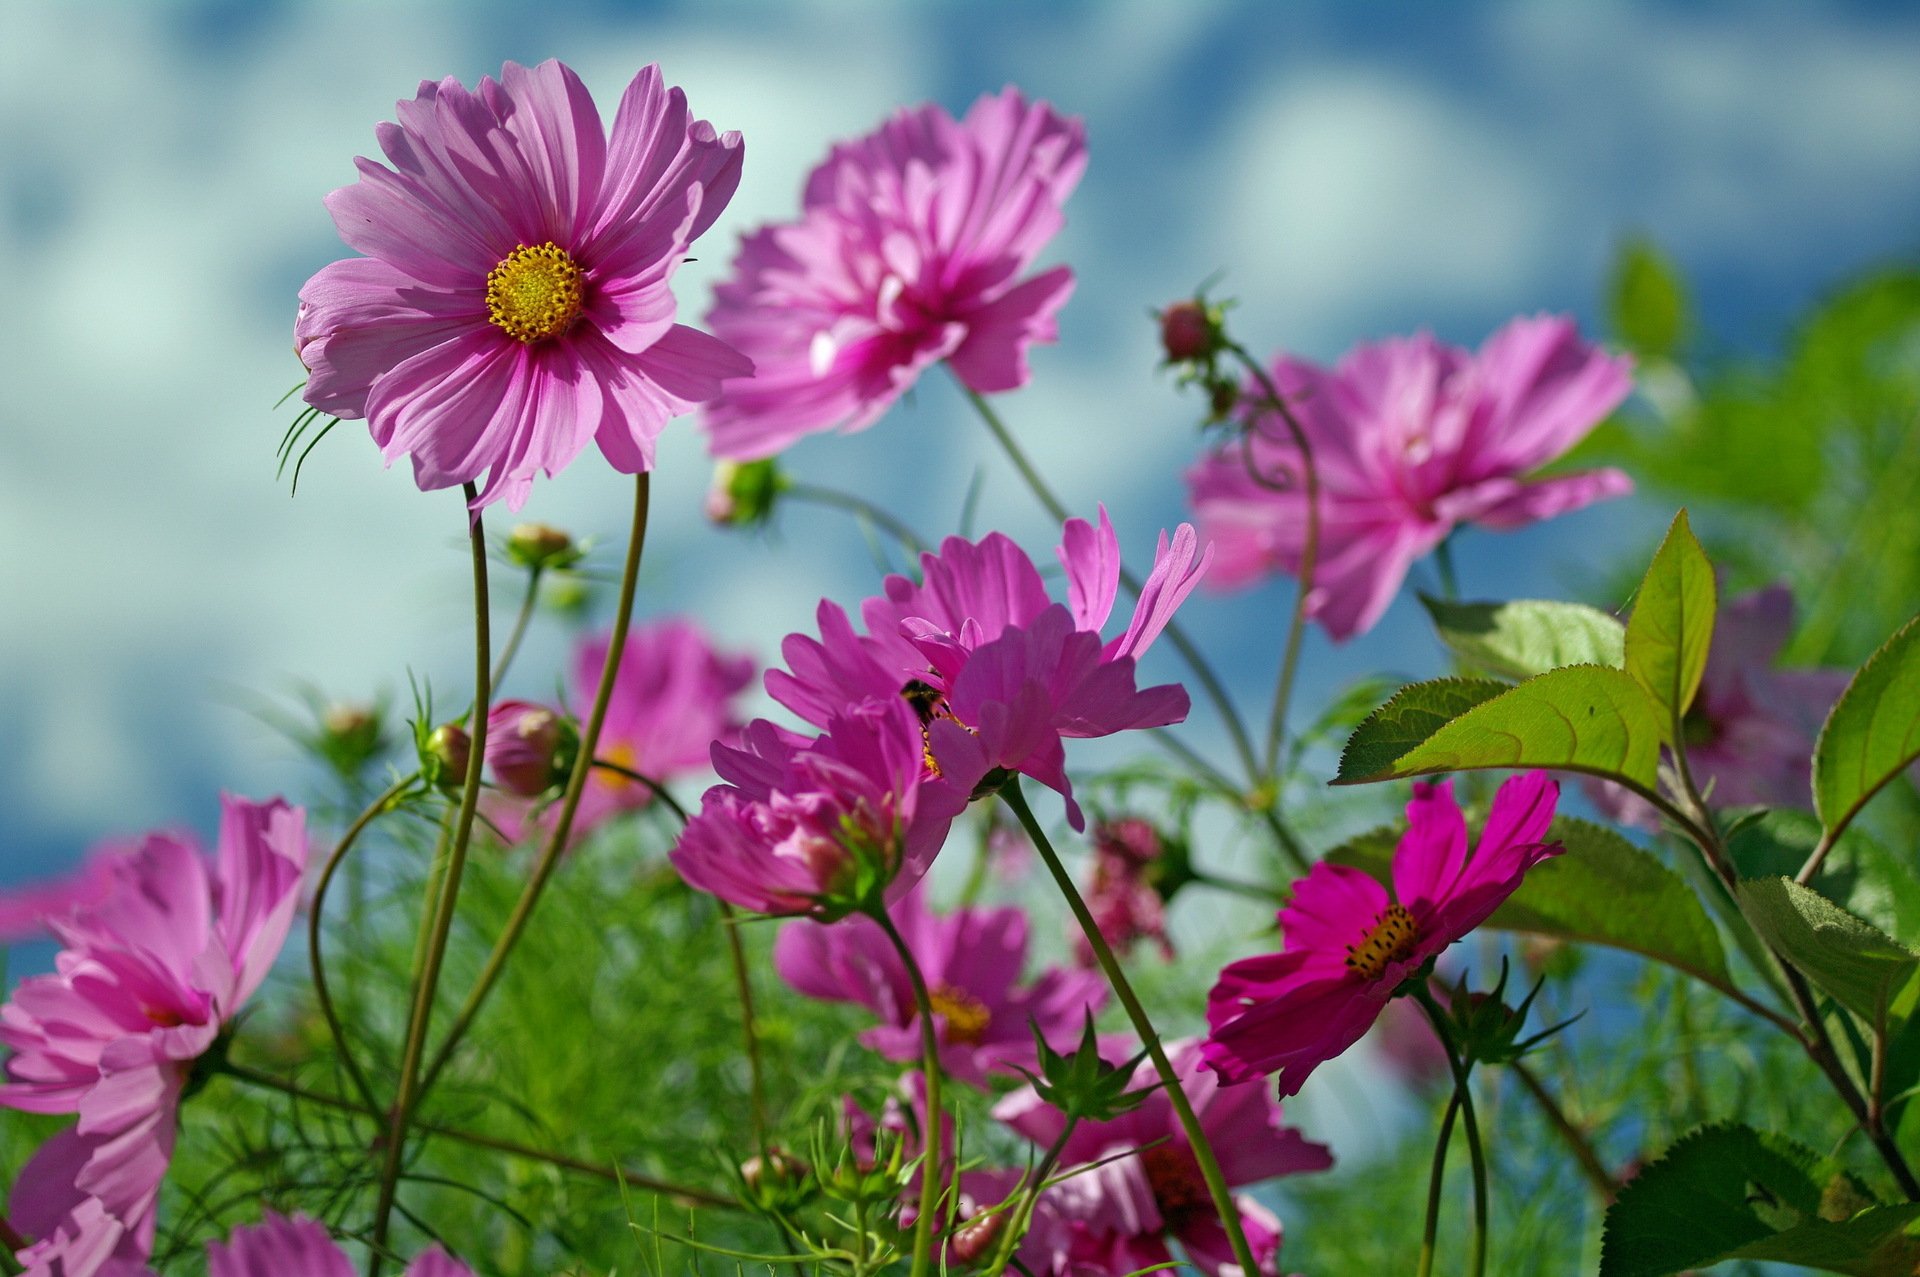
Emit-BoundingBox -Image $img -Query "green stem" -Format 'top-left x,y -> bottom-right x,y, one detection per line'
307,775 -> 418,1111
1188,869 -> 1286,903
1415,1092 -> 1461,1277
872,906 -> 946,1277
721,902 -> 770,1154
590,758 -> 692,822
1000,779 -> 1259,1277
1434,536 -> 1461,601
369,484 -> 495,1272
489,565 -> 543,689
1412,986 -> 1487,1277
784,480 -> 928,557
417,474 -> 652,1099
985,1115 -> 1077,1277
1509,1058 -> 1619,1201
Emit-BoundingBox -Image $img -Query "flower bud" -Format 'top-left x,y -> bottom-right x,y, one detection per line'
422,723 -> 472,793
317,702 -> 386,777
948,1211 -> 1005,1266
485,700 -> 577,798
1159,299 -> 1217,363
740,1146 -> 812,1209
505,521 -> 583,571
706,458 -> 784,527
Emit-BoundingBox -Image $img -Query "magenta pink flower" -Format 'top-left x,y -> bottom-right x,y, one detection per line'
0,842 -> 137,947
994,1037 -> 1332,1277
670,698 -> 977,917
1204,773 -> 1561,1096
1586,584 -> 1848,829
702,88 -> 1085,460
1186,315 -> 1633,640
775,883 -> 1106,1087
485,698 -> 570,798
295,60 -> 750,511
198,1212 -> 471,1277
768,508 -> 1209,827
2,797 -> 308,1277
1075,818 -> 1176,966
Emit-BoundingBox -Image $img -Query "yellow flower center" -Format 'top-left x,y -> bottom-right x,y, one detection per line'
928,983 -> 992,1046
486,242 -> 585,343
1345,903 -> 1418,981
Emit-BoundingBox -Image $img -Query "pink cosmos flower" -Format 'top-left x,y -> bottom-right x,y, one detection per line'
2,797 -> 308,1277
195,1212 -> 471,1277
1204,772 -> 1561,1096
775,883 -> 1106,1087
768,508 -> 1209,828
485,698 -> 569,798
994,1037 -> 1333,1277
1186,315 -> 1633,641
1075,818 -> 1176,966
670,697 -> 977,917
296,60 -> 751,511
0,842 -> 137,947
1585,584 -> 1848,829
702,88 -> 1085,459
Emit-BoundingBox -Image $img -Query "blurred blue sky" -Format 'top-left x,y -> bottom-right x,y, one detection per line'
2,0 -> 1918,900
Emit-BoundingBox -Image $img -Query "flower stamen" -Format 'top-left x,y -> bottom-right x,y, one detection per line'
486,242 -> 586,343
1344,902 -> 1417,980
927,983 -> 992,1045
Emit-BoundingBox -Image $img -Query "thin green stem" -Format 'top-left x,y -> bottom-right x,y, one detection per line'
1412,986 -> 1487,1277
369,484 -> 494,1272
590,758 -> 692,823
784,480 -> 928,557
1415,1092 -> 1460,1277
489,565 -> 543,689
419,473 -> 651,1100
307,775 -> 418,1111
1188,869 -> 1286,903
1434,536 -> 1461,601
1000,779 -> 1259,1277
1508,1058 -> 1619,1201
406,810 -> 453,983
985,1117 -> 1078,1277
720,902 -> 770,1154
872,907 -> 945,1277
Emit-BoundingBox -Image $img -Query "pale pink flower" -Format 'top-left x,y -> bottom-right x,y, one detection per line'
2,797 -> 308,1277
1204,773 -> 1559,1096
0,842 -> 137,947
296,60 -> 750,511
702,88 -> 1085,459
1186,316 -> 1632,640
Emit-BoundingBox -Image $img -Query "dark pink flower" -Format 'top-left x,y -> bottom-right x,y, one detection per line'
0,842 -> 138,947
767,508 -> 1209,827
1586,584 -> 1848,829
994,1037 -> 1332,1277
1186,316 -> 1632,640
2,797 -> 308,1277
774,883 -> 1106,1088
296,60 -> 750,511
702,88 -> 1085,459
670,698 -> 977,917
197,1212 -> 470,1277
1075,818 -> 1176,966
484,699 -> 570,798
1204,773 -> 1560,1096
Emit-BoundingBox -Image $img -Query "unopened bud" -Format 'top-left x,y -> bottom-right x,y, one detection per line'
506,522 -> 582,571
485,701 -> 576,798
1208,378 -> 1240,421
423,723 -> 472,793
707,458 -> 784,527
948,1211 -> 1005,1266
1160,299 -> 1217,363
741,1146 -> 810,1198
317,702 -> 385,776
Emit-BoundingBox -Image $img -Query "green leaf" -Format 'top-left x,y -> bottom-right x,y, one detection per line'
1813,615 -> 1920,841
1419,594 -> 1626,680
1737,877 -> 1918,1025
1601,1122 -> 1917,1277
1609,237 -> 1691,360
1334,666 -> 1664,789
1331,678 -> 1508,783
1328,817 -> 1735,997
1728,809 -> 1920,945
1623,509 -> 1716,734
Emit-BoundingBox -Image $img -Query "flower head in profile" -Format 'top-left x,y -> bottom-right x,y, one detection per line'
768,508 -> 1209,827
670,698 -> 977,918
1186,315 -> 1633,640
2,797 -> 308,1276
774,883 -> 1105,1088
296,60 -> 751,511
1586,584 -> 1847,829
994,1037 -> 1333,1277
702,88 -> 1085,459
1204,772 -> 1560,1095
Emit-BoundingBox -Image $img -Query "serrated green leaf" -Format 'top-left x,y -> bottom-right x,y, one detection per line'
1624,509 -> 1716,735
1737,877 -> 1918,1025
1601,1122 -> 1913,1277
1813,615 -> 1920,841
1331,678 -> 1509,782
1728,809 -> 1920,945
1609,238 -> 1691,360
1334,666 -> 1663,789
1328,817 -> 1735,998
1420,594 -> 1626,680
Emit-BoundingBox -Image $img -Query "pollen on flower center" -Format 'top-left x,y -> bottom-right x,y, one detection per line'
1140,1143 -> 1210,1230
927,982 -> 992,1045
1344,902 -> 1418,981
486,242 -> 586,343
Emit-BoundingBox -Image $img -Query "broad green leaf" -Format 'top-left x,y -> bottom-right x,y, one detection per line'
1331,678 -> 1508,783
1737,877 -> 1918,1025
1419,594 -> 1626,680
1623,509 -> 1716,734
1609,238 -> 1691,361
1813,615 -> 1920,841
1728,809 -> 1920,945
1601,1122 -> 1914,1277
1328,817 -> 1735,997
1334,666 -> 1663,789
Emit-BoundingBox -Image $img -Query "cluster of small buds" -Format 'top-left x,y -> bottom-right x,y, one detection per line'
1155,293 -> 1239,422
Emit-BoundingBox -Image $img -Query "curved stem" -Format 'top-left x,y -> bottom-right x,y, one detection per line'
1415,1092 -> 1461,1277
370,485 -> 494,1271
784,481 -> 928,558
720,901 -> 770,1154
307,775 -> 417,1111
1412,986 -> 1487,1277
590,758 -> 692,823
956,377 -> 1263,791
1188,869 -> 1286,903
872,906 -> 945,1277
1509,1058 -> 1619,1201
419,473 -> 651,1100
999,779 -> 1259,1277
1224,343 -> 1322,785
985,1117 -> 1078,1277
489,565 -> 543,689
